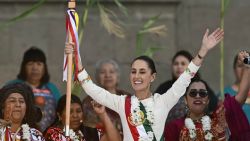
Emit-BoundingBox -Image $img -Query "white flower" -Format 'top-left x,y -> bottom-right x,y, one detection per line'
22,124 -> 30,141
147,131 -> 154,140
185,116 -> 214,140
205,132 -> 213,140
184,118 -> 196,139
185,118 -> 195,129
201,116 -> 211,131
64,128 -> 81,141
189,129 -> 196,139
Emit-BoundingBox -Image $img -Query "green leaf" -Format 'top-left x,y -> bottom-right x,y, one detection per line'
143,14 -> 161,29
0,0 -> 46,30
71,82 -> 83,97
113,0 -> 128,16
143,47 -> 162,58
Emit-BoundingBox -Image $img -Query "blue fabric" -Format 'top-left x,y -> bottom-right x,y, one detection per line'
224,86 -> 250,124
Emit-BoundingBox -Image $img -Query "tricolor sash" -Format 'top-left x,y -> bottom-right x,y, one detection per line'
125,96 -> 164,141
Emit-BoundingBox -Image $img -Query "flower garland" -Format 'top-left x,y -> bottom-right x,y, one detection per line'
185,115 -> 213,141
130,96 -> 154,126
21,124 -> 31,141
63,128 -> 83,141
138,131 -> 154,141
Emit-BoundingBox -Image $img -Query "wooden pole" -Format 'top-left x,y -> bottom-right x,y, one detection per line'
65,0 -> 75,137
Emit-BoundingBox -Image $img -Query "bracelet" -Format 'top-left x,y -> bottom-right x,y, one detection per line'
198,54 -> 204,59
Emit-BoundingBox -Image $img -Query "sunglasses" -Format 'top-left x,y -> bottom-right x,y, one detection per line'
188,89 -> 208,98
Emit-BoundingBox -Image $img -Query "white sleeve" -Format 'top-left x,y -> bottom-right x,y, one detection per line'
160,61 -> 200,109
77,69 -> 123,113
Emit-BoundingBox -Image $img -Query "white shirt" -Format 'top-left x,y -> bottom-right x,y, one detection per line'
78,62 -> 200,141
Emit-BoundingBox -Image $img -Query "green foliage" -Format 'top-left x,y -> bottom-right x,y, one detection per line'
136,15 -> 167,57
0,0 -> 46,30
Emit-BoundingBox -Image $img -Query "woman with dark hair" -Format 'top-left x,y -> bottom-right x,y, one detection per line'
44,95 -> 121,141
165,51 -> 250,141
65,28 -> 224,140
155,50 -> 201,124
0,83 -> 45,140
7,47 -> 61,132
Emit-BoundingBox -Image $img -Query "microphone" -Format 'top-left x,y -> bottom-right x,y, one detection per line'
244,56 -> 250,65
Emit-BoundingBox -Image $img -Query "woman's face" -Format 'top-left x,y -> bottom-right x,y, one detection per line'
186,82 -> 209,115
61,103 -> 83,131
25,61 -> 45,83
98,63 -> 119,90
4,93 -> 26,124
130,60 -> 155,93
172,56 -> 190,79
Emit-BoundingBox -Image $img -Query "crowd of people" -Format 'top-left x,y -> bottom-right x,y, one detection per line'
0,28 -> 250,141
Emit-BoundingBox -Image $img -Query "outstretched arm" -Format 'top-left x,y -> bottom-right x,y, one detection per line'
235,51 -> 250,104
192,28 -> 224,66
162,28 -> 224,108
92,101 -> 122,141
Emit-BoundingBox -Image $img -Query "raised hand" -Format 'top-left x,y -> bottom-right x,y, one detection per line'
65,42 -> 74,55
65,42 -> 84,70
201,28 -> 224,51
91,100 -> 106,115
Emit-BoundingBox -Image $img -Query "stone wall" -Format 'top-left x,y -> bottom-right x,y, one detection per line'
0,0 -> 249,99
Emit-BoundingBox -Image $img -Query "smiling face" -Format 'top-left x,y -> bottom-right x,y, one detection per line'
185,82 -> 210,116
4,93 -> 26,124
172,55 -> 190,79
130,59 -> 156,94
61,103 -> 83,131
98,63 -> 119,90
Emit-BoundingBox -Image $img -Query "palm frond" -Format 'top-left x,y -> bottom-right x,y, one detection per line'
98,3 -> 125,38
0,0 -> 45,30
139,25 -> 167,37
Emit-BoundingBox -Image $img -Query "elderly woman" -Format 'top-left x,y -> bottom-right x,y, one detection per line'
165,51 -> 250,141
7,47 -> 61,131
66,28 -> 224,141
44,95 -> 121,141
83,59 -> 130,138
0,83 -> 45,140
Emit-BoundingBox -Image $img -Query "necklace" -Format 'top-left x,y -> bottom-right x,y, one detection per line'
63,128 -> 84,141
185,115 -> 213,140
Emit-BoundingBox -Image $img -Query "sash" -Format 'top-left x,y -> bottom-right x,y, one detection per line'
125,96 -> 164,141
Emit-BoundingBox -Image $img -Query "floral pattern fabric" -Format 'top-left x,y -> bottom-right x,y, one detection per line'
44,127 -> 86,141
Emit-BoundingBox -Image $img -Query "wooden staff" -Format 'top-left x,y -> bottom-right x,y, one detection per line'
65,0 -> 75,137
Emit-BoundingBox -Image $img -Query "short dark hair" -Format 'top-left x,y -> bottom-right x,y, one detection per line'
132,56 -> 157,74
0,83 -> 38,128
17,47 -> 50,87
185,78 -> 218,115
